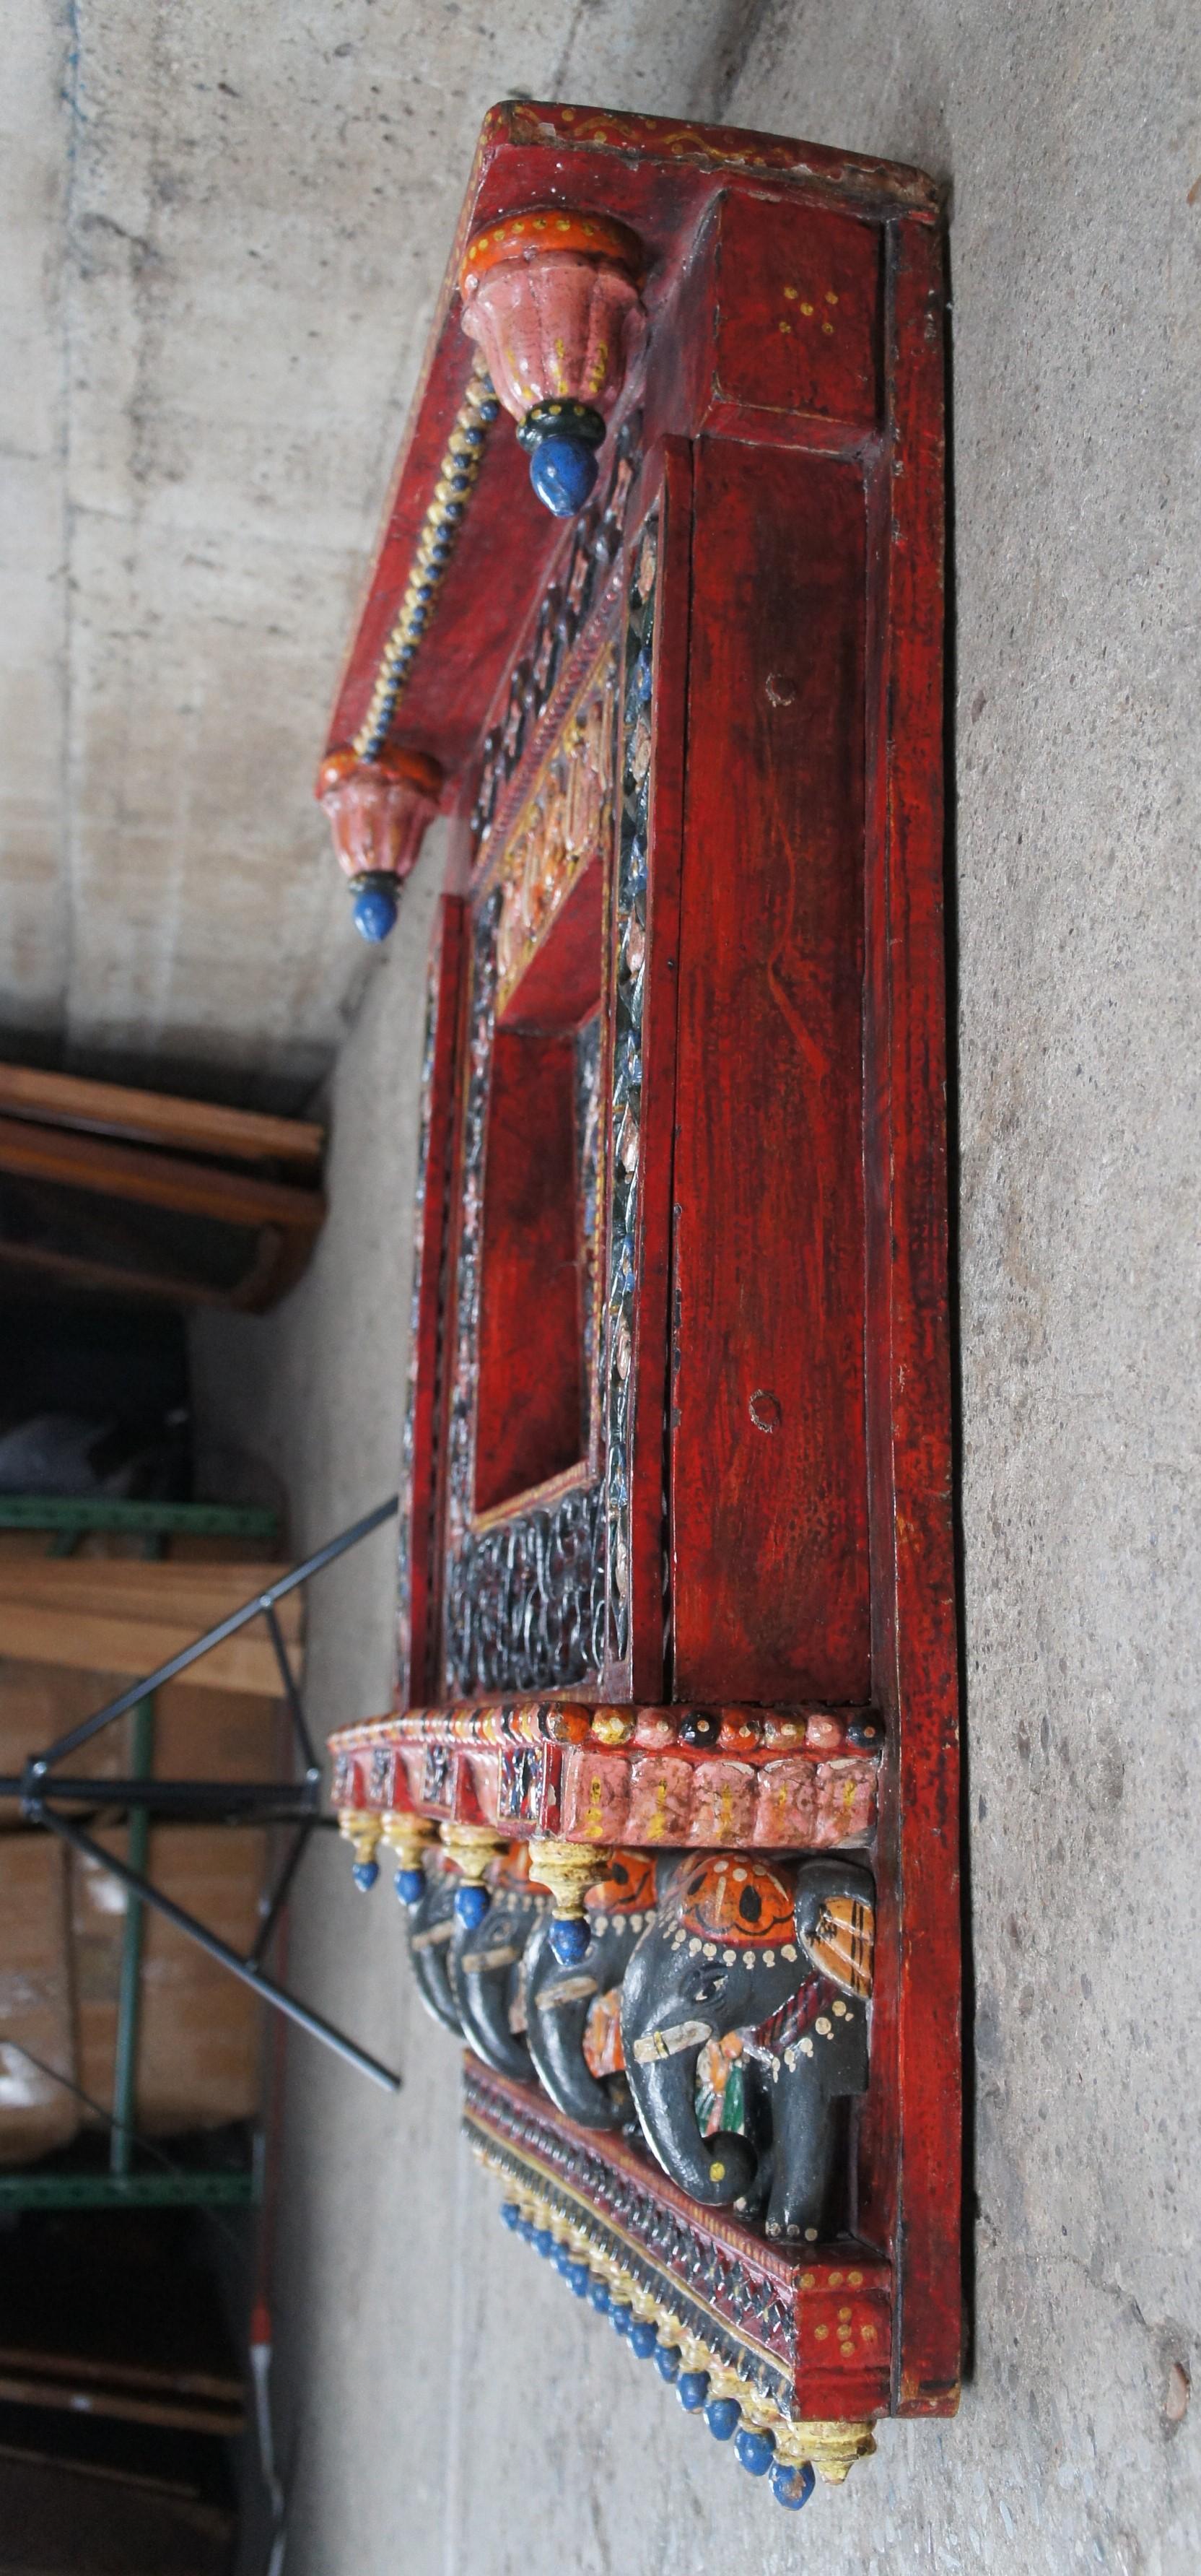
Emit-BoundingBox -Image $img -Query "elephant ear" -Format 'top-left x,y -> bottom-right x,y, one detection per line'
800,1893 -> 874,1999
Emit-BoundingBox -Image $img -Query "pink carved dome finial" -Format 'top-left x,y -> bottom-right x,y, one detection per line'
458,208 -> 644,516
315,745 -> 443,943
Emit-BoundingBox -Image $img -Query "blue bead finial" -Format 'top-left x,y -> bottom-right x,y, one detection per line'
772,2462 -> 815,2511
566,2260 -> 591,2299
529,435 -> 600,517
548,1914 -> 590,1966
499,2201 -> 522,2231
395,1866 -> 425,1907
629,2320 -> 658,2360
654,2344 -> 681,2383
609,2303 -> 632,2338
352,879 -> 398,942
351,1859 -> 379,1893
454,1881 -> 489,1930
590,2279 -> 612,2315
533,2227 -> 555,2259
704,2398 -> 741,2442
734,2427 -> 777,2478
676,2370 -> 710,2414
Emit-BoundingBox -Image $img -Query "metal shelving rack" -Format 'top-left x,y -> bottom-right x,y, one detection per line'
0,1494 -> 400,2209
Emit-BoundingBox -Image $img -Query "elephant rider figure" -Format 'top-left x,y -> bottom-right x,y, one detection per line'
621,1853 -> 874,2244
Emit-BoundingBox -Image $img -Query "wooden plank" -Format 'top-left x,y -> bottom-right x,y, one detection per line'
0,1559 -> 300,1695
0,2346 -> 243,2403
0,1837 -> 77,2167
0,1063 -> 323,1167
670,433 -> 871,1705
74,1824 -> 267,2134
0,1115 -> 325,1230
0,2368 -> 243,2437
0,1235 -> 243,1306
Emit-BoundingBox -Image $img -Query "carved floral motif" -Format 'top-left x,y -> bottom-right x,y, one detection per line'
494,644 -> 616,1011
604,518 -> 657,1668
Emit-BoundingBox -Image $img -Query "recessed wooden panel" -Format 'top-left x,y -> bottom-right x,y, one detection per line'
671,438 -> 870,1705
475,1030 -> 585,1515
708,191 -> 881,427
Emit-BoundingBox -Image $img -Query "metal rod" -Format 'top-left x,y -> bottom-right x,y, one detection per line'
0,1497 -> 279,1537
5,1777 -> 323,1814
38,1809 -> 401,2094
249,1823 -> 313,1970
110,1695 -> 154,2176
30,1495 -> 398,1774
263,1599 -> 318,1773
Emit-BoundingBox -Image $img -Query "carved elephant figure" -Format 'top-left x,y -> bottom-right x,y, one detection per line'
619,1854 -> 873,2243
448,1842 -> 546,2081
403,1850 -> 464,2037
523,1851 -> 660,2127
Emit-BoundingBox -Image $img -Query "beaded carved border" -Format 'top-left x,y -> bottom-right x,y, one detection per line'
354,360 -> 499,761
604,518 -> 656,1667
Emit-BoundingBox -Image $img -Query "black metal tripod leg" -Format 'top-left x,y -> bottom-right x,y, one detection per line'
38,1807 -> 401,2095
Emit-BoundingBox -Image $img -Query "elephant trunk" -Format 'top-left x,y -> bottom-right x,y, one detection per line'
625,2034 -> 758,2207
527,1981 -> 623,2129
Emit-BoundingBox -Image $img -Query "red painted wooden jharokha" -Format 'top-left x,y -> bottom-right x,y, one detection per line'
324,100 -> 958,2508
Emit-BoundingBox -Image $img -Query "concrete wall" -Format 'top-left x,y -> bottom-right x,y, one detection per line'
189,6 -> 1201,2569
0,0 -> 759,1102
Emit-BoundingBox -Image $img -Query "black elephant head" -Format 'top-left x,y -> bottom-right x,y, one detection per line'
448,1842 -> 545,2081
403,1852 -> 464,2037
523,1850 -> 659,2127
619,1853 -> 874,2242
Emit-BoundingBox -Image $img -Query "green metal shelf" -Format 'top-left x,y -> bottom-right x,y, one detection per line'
0,2168 -> 258,2210
0,1498 -> 279,1538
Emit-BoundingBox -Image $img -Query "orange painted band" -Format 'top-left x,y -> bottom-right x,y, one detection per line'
316,745 -> 443,803
459,206 -> 642,297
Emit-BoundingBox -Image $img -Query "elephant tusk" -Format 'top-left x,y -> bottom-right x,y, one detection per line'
538,1972 -> 600,2008
410,1920 -> 455,1951
460,1944 -> 521,1972
632,2018 -> 714,2064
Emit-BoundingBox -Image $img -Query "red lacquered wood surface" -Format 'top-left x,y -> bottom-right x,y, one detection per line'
323,103 -> 938,787
626,441 -> 690,1706
860,217 -> 961,2416
671,441 -> 870,1709
464,2054 -> 894,2423
475,1030 -> 585,1514
702,191 -> 883,430
400,897 -> 466,1705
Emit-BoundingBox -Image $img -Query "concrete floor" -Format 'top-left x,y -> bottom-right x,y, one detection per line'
190,4 -> 1200,2569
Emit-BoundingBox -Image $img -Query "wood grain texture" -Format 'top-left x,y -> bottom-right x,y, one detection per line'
671,438 -> 870,1707
860,215 -> 961,2416
0,1064 -> 323,1166
0,1559 -> 300,1696
0,1116 -> 324,1230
